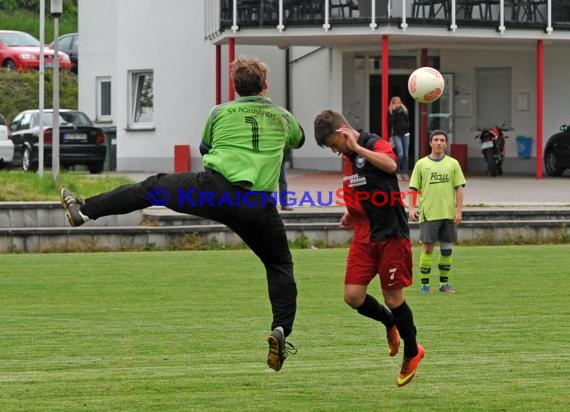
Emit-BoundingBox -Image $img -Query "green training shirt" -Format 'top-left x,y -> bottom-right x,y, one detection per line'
408,155 -> 466,222
201,96 -> 304,192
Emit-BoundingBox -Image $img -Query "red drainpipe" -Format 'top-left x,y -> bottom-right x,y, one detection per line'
215,45 -> 221,105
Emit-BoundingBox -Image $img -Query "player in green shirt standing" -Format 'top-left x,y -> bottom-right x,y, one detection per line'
60,56 -> 305,371
408,130 -> 466,294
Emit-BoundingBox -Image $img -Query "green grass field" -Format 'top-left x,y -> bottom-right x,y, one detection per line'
0,171 -> 133,201
1,246 -> 569,411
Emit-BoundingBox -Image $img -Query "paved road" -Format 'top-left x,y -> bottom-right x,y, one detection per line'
285,170 -> 570,207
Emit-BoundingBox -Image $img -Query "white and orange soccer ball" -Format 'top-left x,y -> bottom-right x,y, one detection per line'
407,67 -> 445,104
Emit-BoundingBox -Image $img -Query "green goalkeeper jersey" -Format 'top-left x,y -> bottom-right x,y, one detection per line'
201,96 -> 304,192
409,155 -> 466,222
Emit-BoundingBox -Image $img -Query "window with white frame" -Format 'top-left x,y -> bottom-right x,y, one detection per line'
128,70 -> 154,129
96,76 -> 112,122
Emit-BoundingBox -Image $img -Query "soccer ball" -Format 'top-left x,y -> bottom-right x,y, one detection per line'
408,67 -> 445,104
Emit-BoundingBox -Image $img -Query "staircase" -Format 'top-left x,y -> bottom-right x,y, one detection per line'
1,202 -> 569,252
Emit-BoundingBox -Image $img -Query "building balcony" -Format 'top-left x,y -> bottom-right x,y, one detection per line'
207,0 -> 570,42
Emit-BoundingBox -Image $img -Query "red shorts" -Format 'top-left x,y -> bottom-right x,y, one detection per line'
345,237 -> 413,290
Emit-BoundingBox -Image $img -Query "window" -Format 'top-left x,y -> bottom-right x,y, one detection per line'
56,34 -> 73,50
128,70 -> 154,129
19,112 -> 32,130
96,76 -> 112,122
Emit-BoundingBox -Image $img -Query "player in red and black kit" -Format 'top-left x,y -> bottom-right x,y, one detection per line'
314,110 -> 424,387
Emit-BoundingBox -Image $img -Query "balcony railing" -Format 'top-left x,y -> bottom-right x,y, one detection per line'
206,0 -> 570,39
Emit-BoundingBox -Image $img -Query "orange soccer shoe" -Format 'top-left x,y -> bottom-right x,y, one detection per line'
396,344 -> 425,387
387,326 -> 400,357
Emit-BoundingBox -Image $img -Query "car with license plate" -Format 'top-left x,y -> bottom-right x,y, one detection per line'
0,113 -> 14,168
544,124 -> 570,176
9,109 -> 106,173
0,30 -> 72,71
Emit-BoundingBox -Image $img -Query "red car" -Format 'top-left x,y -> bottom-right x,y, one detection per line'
0,30 -> 71,71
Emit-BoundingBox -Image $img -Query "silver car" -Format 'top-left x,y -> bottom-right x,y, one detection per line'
0,114 -> 14,168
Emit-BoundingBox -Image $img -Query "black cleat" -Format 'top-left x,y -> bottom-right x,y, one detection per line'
60,187 -> 89,227
267,328 -> 297,372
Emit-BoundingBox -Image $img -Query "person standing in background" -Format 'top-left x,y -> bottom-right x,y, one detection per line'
408,130 -> 466,294
388,96 -> 411,181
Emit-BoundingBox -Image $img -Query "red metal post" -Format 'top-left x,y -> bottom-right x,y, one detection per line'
229,37 -> 235,101
381,35 -> 389,140
215,45 -> 221,105
536,40 -> 543,180
420,49 -> 428,157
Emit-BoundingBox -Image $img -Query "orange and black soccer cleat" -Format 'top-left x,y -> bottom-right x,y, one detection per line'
397,344 -> 425,387
387,326 -> 400,357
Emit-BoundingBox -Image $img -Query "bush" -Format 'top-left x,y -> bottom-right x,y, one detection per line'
0,0 -> 18,12
0,69 -> 77,122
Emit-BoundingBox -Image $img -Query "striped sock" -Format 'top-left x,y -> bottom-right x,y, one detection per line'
419,251 -> 432,286
438,249 -> 452,286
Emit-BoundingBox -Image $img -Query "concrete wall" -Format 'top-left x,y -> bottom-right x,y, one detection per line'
79,0 -> 214,172
544,45 -> 570,138
289,46 -> 344,170
78,0 -> 116,122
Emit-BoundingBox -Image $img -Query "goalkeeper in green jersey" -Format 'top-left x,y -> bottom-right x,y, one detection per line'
60,56 -> 305,372
408,130 -> 466,294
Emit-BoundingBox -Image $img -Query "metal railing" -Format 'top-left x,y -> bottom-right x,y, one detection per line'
205,0 -> 570,39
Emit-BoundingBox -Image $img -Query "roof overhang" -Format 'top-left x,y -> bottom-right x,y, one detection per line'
210,24 -> 570,50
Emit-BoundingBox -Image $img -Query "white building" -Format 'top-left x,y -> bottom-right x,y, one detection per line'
78,0 -> 570,176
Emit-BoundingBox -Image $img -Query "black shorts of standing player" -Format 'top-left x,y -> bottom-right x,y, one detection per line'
419,219 -> 458,244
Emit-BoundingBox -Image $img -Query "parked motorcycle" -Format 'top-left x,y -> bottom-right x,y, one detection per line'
474,123 -> 512,177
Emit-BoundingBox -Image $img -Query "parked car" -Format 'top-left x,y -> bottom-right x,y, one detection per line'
544,124 -> 570,176
0,113 -> 14,168
0,30 -> 72,71
9,109 -> 106,174
50,32 -> 78,74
